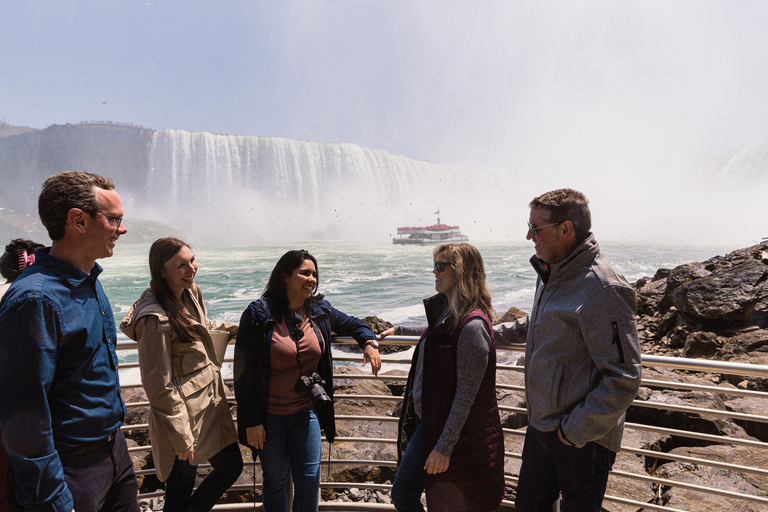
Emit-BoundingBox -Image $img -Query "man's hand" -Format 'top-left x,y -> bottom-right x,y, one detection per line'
557,426 -> 574,446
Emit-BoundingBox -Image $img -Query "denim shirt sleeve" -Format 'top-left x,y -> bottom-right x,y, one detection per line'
0,297 -> 75,512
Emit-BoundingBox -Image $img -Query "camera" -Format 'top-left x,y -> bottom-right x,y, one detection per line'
295,372 -> 333,416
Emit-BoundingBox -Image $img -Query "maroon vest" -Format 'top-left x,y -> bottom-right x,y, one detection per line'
419,307 -> 505,512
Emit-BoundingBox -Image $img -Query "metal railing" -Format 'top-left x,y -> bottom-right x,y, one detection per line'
118,335 -> 768,511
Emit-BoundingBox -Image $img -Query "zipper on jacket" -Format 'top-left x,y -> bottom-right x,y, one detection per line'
612,321 -> 625,364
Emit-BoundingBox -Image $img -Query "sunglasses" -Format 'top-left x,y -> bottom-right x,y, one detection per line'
527,221 -> 562,237
433,261 -> 453,273
293,313 -> 304,342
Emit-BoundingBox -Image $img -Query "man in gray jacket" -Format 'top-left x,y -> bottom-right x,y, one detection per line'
495,188 -> 642,512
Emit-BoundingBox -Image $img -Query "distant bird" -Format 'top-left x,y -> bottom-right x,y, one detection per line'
102,101 -> 107,104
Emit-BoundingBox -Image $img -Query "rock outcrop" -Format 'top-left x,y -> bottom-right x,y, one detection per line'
633,241 -> 768,390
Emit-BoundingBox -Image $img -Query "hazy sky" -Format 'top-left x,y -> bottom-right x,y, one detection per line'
3,1 -> 768,169
2,1 -> 767,246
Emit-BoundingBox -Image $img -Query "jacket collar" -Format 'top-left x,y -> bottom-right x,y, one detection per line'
258,296 -> 326,324
423,293 -> 451,329
531,233 -> 600,283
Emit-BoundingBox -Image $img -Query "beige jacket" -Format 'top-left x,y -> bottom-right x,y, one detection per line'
120,286 -> 238,482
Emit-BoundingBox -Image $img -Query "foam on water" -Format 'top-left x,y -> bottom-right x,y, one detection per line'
109,240 -> 733,386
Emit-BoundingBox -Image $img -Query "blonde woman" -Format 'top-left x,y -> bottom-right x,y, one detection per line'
381,243 -> 504,512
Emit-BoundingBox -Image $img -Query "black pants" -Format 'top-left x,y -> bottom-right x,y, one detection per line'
163,442 -> 243,512
515,426 -> 616,512
6,429 -> 139,512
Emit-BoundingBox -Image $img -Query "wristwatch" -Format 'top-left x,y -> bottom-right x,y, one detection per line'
365,339 -> 380,350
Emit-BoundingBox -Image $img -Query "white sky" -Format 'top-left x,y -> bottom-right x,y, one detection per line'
2,1 -> 767,245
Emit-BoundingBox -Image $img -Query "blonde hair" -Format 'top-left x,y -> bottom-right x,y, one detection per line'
433,243 -> 496,331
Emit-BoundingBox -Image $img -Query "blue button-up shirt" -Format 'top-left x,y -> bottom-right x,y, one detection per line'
0,248 -> 125,512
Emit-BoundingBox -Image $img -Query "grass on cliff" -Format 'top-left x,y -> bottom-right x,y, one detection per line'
0,121 -> 38,138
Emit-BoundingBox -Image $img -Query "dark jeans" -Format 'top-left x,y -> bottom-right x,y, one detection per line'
6,428 -> 139,512
515,426 -> 616,512
391,420 -> 426,512
259,407 -> 321,512
164,442 -> 243,512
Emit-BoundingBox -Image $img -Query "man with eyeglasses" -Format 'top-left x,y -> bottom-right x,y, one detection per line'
0,171 -> 139,512
494,188 -> 641,512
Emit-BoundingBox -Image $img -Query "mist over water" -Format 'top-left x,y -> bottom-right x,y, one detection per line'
125,128 -> 767,249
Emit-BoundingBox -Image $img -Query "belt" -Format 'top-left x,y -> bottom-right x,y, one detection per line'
57,429 -> 118,467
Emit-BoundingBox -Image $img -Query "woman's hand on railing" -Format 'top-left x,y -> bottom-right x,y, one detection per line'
247,425 -> 266,450
362,344 -> 381,376
379,327 -> 395,339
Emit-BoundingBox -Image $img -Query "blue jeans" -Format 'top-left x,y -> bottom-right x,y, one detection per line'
259,408 -> 321,512
164,442 -> 243,512
515,426 -> 616,512
391,421 -> 426,512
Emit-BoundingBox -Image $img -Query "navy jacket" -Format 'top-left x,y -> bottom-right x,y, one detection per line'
234,297 -> 376,448
0,248 -> 125,512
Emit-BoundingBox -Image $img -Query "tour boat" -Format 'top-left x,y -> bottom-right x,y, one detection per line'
392,209 -> 469,245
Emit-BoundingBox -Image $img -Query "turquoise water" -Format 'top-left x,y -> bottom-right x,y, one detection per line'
101,240 -> 732,383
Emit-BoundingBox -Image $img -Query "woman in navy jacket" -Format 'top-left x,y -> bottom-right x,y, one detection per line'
234,249 -> 380,512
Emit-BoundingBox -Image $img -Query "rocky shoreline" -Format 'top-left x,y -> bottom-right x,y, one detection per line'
126,241 -> 768,511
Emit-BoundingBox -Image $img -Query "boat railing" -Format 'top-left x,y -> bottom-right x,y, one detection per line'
117,336 -> 768,511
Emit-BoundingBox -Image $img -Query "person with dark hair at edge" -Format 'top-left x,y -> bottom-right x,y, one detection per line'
494,188 -> 642,511
380,243 -> 505,512
0,171 -> 139,512
0,238 -> 45,512
0,238 -> 45,299
120,238 -> 242,512
234,249 -> 381,512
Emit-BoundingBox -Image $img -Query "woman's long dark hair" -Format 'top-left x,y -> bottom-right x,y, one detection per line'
149,237 -> 198,343
262,249 -> 324,311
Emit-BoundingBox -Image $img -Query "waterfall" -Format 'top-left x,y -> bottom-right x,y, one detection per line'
145,129 -> 516,243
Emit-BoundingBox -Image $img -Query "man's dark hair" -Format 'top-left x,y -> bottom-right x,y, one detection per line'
529,188 -> 592,243
38,171 -> 115,241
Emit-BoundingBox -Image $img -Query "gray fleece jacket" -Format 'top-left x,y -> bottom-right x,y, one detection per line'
494,234 -> 642,452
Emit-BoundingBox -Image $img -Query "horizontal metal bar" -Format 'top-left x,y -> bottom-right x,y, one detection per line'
602,493 -> 687,512
610,469 -> 768,504
620,447 -> 768,477
334,415 -> 399,423
498,406 -> 526,413
630,399 -> 768,424
333,437 -> 397,445
334,394 -> 402,401
642,354 -> 768,378
641,379 -> 768,399
626,422 -> 768,448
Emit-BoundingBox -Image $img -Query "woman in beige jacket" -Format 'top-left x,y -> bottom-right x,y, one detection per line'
121,237 -> 242,512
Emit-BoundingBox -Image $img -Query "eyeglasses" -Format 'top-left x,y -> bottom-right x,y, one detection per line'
293,313 -> 304,342
527,221 -> 562,237
93,212 -> 123,229
433,261 -> 453,273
